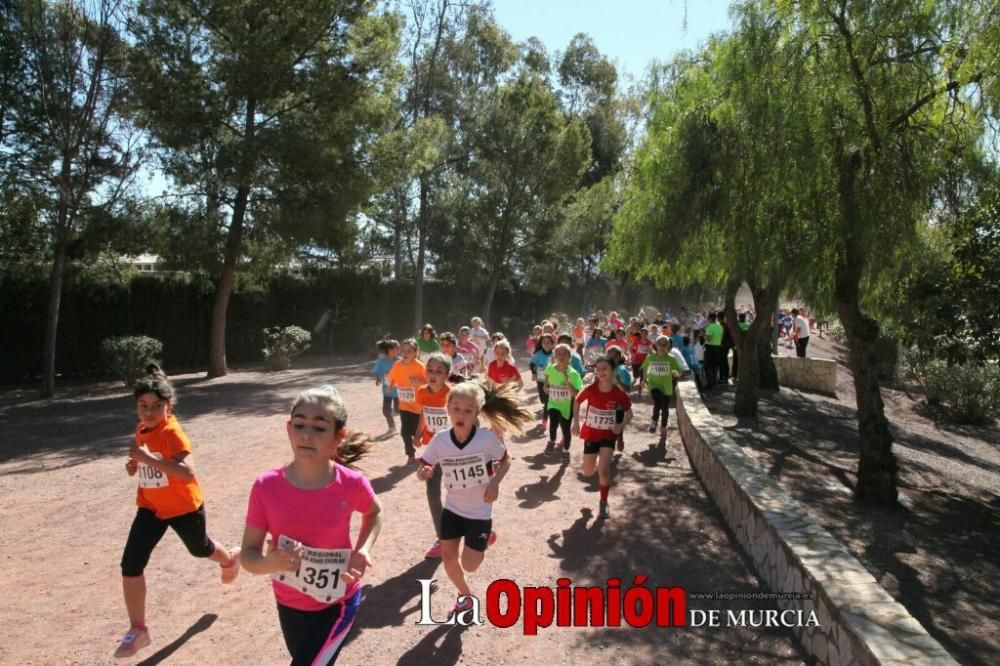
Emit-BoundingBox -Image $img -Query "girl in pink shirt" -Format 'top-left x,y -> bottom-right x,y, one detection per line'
241,386 -> 382,665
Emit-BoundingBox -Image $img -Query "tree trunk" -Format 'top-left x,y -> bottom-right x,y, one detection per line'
393,187 -> 404,280
482,267 -> 501,331
726,279 -> 781,418
413,176 -> 429,331
40,155 -> 74,398
836,151 -> 897,505
208,96 -> 256,378
754,284 -> 780,391
40,232 -> 67,398
207,183 -> 249,378
836,262 -> 898,504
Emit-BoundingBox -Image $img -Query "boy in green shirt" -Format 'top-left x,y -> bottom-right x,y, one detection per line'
640,336 -> 684,438
544,344 -> 584,464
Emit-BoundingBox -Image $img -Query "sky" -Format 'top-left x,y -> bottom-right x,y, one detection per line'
491,0 -> 736,82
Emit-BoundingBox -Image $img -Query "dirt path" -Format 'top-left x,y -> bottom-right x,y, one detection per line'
0,359 -> 803,665
702,337 -> 1000,666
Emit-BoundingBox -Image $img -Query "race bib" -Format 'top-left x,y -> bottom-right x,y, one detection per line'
585,407 -> 616,430
548,384 -> 572,402
638,345 -> 651,355
441,453 -> 489,490
137,452 -> 167,489
397,387 -> 416,403
648,363 -> 670,376
423,406 -> 449,433
272,535 -> 351,603
536,367 -> 547,383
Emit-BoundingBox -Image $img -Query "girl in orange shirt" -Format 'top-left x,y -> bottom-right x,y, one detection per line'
385,339 -> 427,465
414,353 -> 452,559
115,365 -> 239,658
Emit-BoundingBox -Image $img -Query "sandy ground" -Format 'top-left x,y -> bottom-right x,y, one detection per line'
703,336 -> 1000,666
0,358 -> 804,665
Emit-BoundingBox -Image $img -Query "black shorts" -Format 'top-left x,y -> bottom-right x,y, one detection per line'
440,508 -> 492,552
583,439 -> 617,455
121,505 -> 214,577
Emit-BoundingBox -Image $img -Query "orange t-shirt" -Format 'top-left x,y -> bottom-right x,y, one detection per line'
415,384 -> 450,445
134,415 -> 203,519
386,359 -> 427,414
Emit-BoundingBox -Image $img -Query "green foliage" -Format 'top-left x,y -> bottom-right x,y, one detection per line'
100,336 -> 164,387
866,174 -> 1000,364
828,320 -> 847,344
898,348 -> 1000,424
262,325 -> 312,370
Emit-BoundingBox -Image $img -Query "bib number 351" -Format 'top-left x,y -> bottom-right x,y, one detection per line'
272,536 -> 350,603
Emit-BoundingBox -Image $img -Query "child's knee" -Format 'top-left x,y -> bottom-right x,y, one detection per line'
462,550 -> 484,572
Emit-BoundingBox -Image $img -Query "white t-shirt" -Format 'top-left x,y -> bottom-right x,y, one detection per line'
794,316 -> 811,338
469,327 -> 490,353
420,426 -> 508,520
669,348 -> 690,372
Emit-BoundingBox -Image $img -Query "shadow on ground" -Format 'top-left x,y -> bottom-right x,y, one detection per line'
702,381 -> 1000,666
543,439 -> 806,663
0,360 -> 372,469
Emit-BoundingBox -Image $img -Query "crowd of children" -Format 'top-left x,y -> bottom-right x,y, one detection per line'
114,305 -> 788,663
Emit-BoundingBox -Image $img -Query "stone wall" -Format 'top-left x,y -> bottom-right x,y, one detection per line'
772,355 -> 838,396
675,382 -> 956,665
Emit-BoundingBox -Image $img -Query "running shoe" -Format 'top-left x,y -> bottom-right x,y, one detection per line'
544,440 -> 556,456
449,596 -> 475,619
561,448 -> 570,464
220,548 -> 240,584
616,436 -> 625,452
660,426 -> 668,439
407,454 -> 417,466
487,531 -> 498,546
598,501 -> 610,519
113,626 -> 151,659
647,423 -> 657,434
425,539 -> 442,559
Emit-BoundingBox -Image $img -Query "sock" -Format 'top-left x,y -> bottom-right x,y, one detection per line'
599,484 -> 609,502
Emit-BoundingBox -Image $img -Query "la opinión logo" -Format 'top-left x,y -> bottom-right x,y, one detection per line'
415,577 -> 687,634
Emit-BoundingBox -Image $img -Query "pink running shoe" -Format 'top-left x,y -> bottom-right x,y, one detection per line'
449,596 -> 475,619
113,626 -> 151,658
425,539 -> 442,559
487,531 -> 497,547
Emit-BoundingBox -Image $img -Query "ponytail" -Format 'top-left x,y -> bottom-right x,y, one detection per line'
479,379 -> 534,435
334,431 -> 373,469
291,385 -> 372,469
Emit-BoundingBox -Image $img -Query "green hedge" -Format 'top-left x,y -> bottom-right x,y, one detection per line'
0,271 -> 644,383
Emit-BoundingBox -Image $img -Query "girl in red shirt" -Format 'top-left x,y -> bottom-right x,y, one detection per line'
487,340 -> 523,390
572,356 -> 633,520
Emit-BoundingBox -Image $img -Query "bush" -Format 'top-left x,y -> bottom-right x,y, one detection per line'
263,325 -> 311,370
100,336 -> 164,387
828,320 -> 847,344
899,347 -> 1000,424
